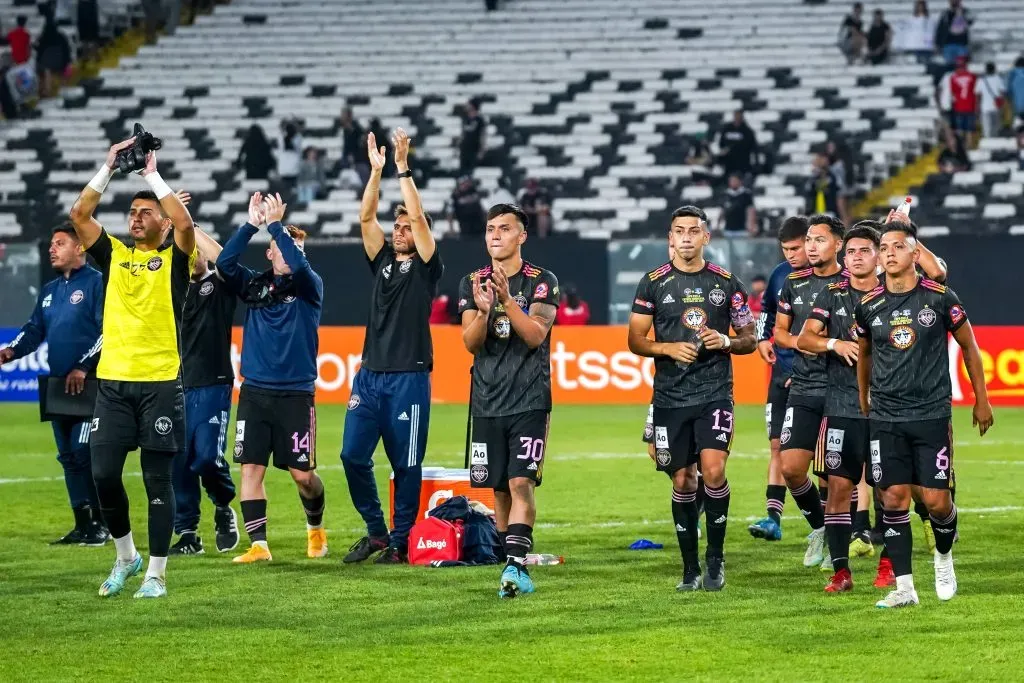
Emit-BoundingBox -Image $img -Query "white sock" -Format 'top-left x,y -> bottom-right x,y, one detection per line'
146,556 -> 167,580
114,532 -> 137,563
306,523 -> 323,531
254,540 -> 269,550
896,574 -> 915,591
936,550 -> 953,562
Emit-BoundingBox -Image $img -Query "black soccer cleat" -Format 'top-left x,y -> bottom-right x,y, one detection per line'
214,505 -> 240,553
374,546 -> 409,565
703,554 -> 726,592
676,565 -> 703,592
80,521 -> 111,547
343,535 -> 390,563
51,527 -> 85,545
169,532 -> 205,556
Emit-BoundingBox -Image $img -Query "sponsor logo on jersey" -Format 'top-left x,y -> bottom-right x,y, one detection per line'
890,325 -> 916,350
417,537 -> 447,550
471,442 -> 488,465
493,315 -> 511,339
42,294 -> 52,308
534,283 -> 548,299
681,287 -> 704,304
890,308 -> 913,326
949,304 -> 965,325
382,264 -> 392,279
634,298 -> 654,310
682,307 -> 707,330
662,293 -> 675,304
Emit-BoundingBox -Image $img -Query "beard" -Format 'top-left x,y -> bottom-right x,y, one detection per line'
393,242 -> 415,255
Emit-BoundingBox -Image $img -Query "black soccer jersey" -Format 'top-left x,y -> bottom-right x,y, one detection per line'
181,267 -> 237,388
854,277 -> 967,421
631,261 -> 753,409
777,267 -> 847,397
360,247 -> 444,373
807,279 -> 873,418
457,261 -> 559,418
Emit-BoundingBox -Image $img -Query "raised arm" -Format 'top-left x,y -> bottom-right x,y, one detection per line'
264,193 -> 322,305
359,132 -> 387,262
69,138 -> 138,249
139,151 -> 195,256
916,240 -> 947,283
216,198 -> 262,295
392,128 -> 436,263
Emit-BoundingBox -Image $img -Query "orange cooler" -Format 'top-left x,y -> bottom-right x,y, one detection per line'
389,467 -> 496,527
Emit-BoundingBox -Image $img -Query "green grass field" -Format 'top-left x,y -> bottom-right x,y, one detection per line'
1,402 -> 1023,682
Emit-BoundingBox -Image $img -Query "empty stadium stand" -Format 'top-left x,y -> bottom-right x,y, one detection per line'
1,0 -> 1023,240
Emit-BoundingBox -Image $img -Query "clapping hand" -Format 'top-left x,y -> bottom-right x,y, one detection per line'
367,132 -> 386,172
248,192 -> 266,226
263,192 -> 287,224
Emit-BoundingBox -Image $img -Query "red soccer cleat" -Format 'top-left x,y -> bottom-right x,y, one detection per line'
825,568 -> 853,593
874,557 -> 896,588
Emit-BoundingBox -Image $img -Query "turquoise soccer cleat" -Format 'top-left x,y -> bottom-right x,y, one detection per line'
133,576 -> 167,599
98,554 -> 143,597
747,517 -> 783,541
498,564 -> 535,599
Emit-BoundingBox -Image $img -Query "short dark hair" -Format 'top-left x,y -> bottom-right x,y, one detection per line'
985,62 -> 996,75
394,204 -> 433,230
881,220 -> 918,240
131,190 -> 167,217
778,215 -> 809,242
843,221 -> 881,248
752,274 -> 767,283
808,213 -> 846,239
670,205 -> 708,226
17,15 -> 28,26
52,222 -> 78,240
486,203 -> 529,229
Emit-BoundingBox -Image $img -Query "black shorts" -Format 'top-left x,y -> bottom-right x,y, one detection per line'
641,403 -> 654,444
91,379 -> 184,452
869,418 -> 953,490
652,400 -> 734,474
233,385 -> 317,471
815,415 -> 869,484
765,373 -> 791,441
781,393 -> 826,454
470,410 -> 549,489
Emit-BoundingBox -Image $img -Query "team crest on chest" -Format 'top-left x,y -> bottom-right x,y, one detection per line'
682,307 -> 707,330
147,256 -> 163,272
199,281 -> 215,296
69,290 -> 84,304
400,260 -> 412,274
708,288 -> 726,306
889,326 -> 916,349
917,308 -> 936,327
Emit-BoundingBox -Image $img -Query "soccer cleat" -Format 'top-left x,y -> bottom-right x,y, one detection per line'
80,521 -> 111,547
307,528 -> 329,558
51,527 -> 86,545
676,565 -> 703,592
133,576 -> 167,599
169,532 -> 205,556
747,517 -> 782,541
343,535 -> 389,563
498,564 -> 535,599
875,586 -> 919,609
869,528 -> 884,546
703,554 -> 725,592
803,527 -> 826,568
214,506 -> 240,553
921,519 -> 936,554
934,551 -> 958,601
374,546 -> 408,564
233,543 -> 272,563
874,557 -> 896,588
825,568 -> 853,593
849,531 -> 875,558
98,554 -> 143,597
820,552 -> 833,572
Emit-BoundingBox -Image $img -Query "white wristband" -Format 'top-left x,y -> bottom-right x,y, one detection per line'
827,338 -> 838,352
144,172 -> 173,200
720,332 -> 731,350
87,164 -> 112,193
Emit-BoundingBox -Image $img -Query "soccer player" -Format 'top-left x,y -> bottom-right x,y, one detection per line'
797,222 -> 881,592
854,221 -> 992,608
217,193 -> 326,564
0,224 -> 108,546
628,206 -> 756,592
458,203 -> 559,598
773,214 -> 847,570
169,218 -> 239,555
68,138 -> 197,598
342,128 -> 442,565
749,216 -> 809,541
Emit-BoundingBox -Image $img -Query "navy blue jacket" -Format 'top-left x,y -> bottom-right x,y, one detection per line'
7,265 -> 104,376
756,261 -> 794,377
217,221 -> 323,393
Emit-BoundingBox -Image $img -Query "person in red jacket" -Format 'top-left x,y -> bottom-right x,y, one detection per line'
429,294 -> 453,324
6,16 -> 31,65
556,284 -> 590,325
949,55 -> 979,148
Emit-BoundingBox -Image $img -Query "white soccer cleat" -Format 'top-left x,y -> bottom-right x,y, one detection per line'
934,551 -> 958,601
876,586 -> 920,609
804,527 -> 826,568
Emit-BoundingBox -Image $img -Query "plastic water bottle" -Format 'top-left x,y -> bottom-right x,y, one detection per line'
524,553 -> 564,566
894,196 -> 912,218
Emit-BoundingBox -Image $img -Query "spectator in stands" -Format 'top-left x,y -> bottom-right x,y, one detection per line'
237,124 -> 276,180
718,173 -> 757,236
77,1 -> 101,61
838,3 -> 865,64
35,15 -> 71,98
1017,125 -> 1024,170
446,175 -> 486,237
556,284 -> 590,326
749,275 -> 767,316
977,62 -> 1006,139
339,107 -> 370,188
938,124 -> 971,173
6,17 -> 31,65
865,10 -> 893,65
0,55 -> 18,121
276,118 -> 304,187
717,110 -> 758,179
1007,56 -> 1024,126
935,0 -> 973,65
141,0 -> 162,44
458,99 -> 486,175
517,178 -> 553,238
826,139 -> 855,226
899,1 -> 936,64
297,147 -> 326,204
949,55 -> 979,148
804,151 -> 840,216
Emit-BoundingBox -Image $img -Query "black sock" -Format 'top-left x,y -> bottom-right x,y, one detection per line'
819,484 -> 829,506
824,512 -> 851,572
914,499 -> 929,522
848,487 -> 859,521
788,478 -> 824,530
854,510 -> 871,534
505,523 -> 532,569
872,487 -> 884,532
140,449 -> 175,557
241,499 -> 268,543
703,480 -> 730,557
671,488 -> 699,570
91,445 -> 131,539
299,485 -> 325,528
766,484 -> 785,524
882,509 -> 913,578
929,504 -> 958,555
695,476 -> 706,517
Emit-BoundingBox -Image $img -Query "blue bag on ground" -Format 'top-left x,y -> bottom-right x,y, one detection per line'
428,496 -> 502,565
